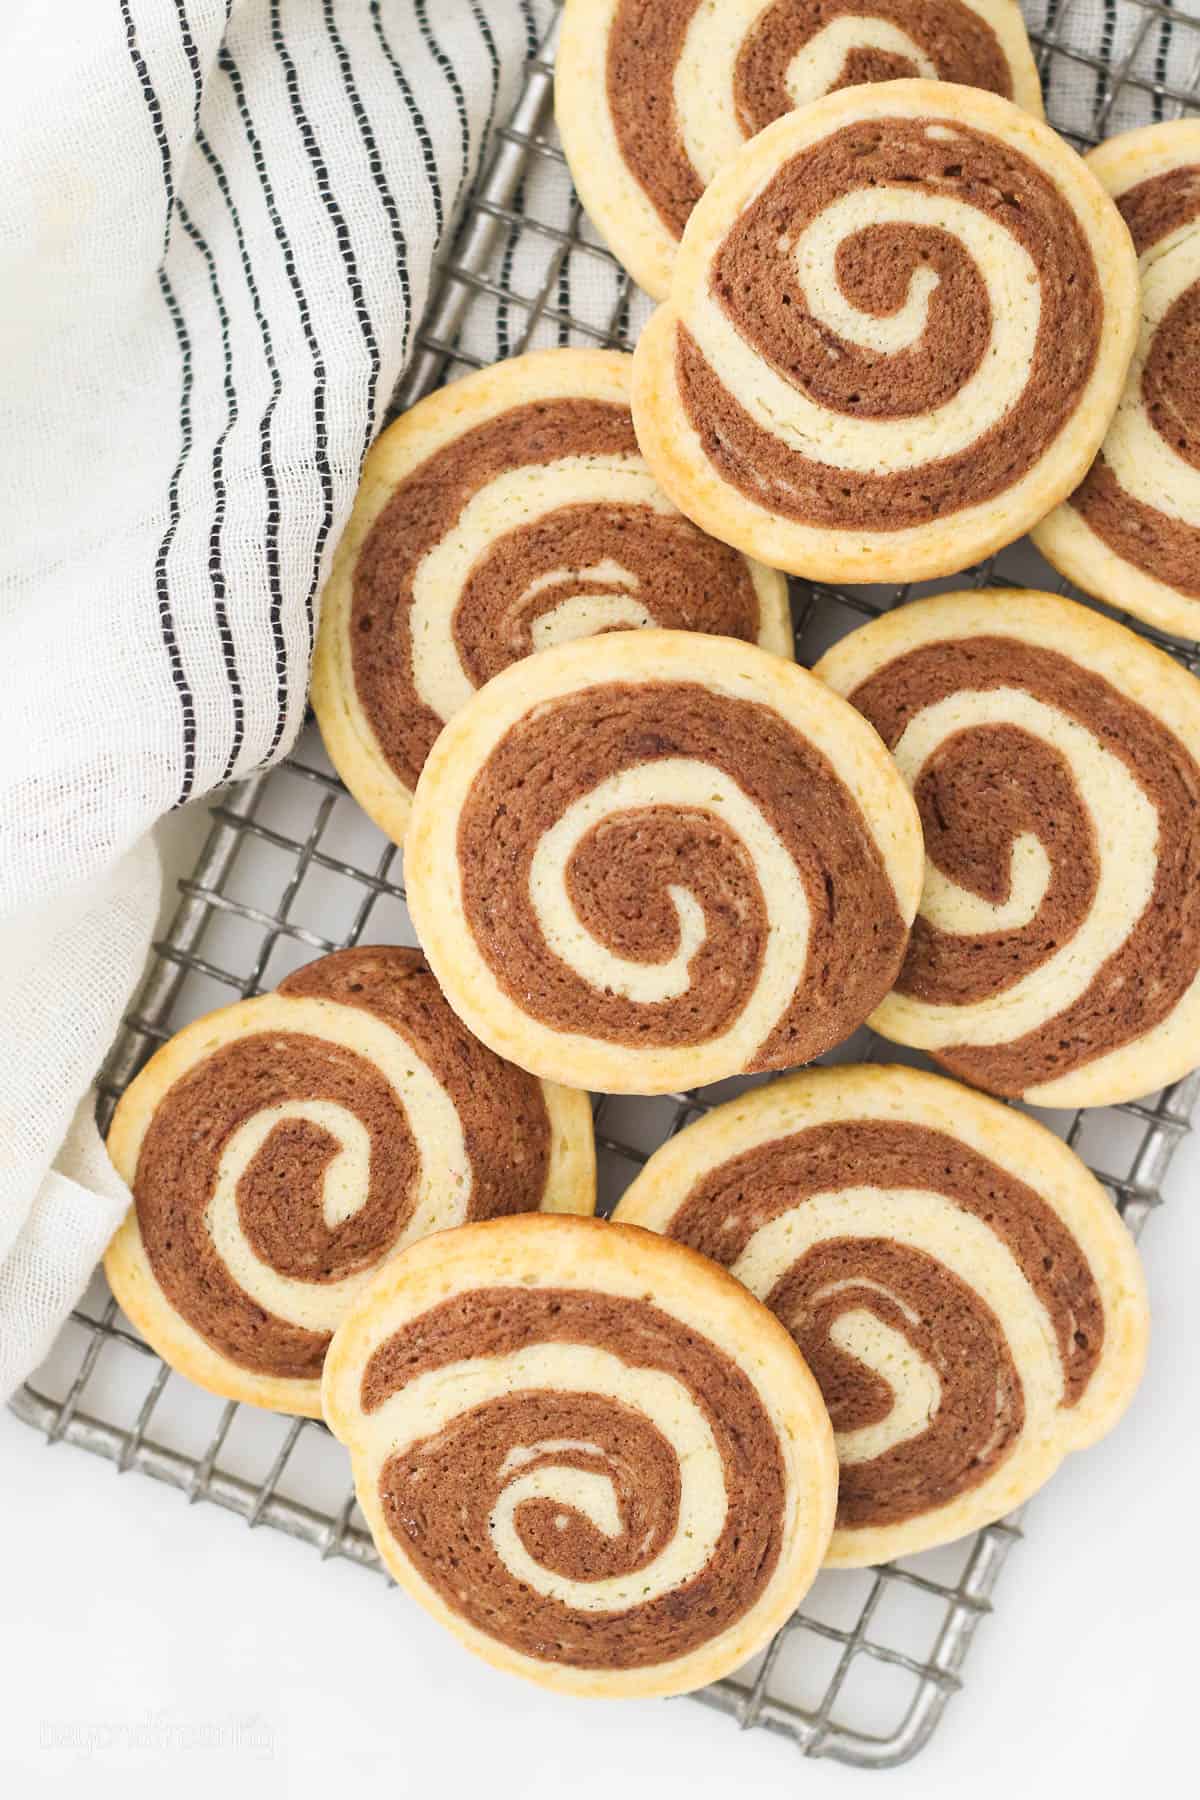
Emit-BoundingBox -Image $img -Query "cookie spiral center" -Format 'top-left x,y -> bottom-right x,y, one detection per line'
362,1288 -> 787,1669
666,1119 -> 1104,1530
675,115 -> 1103,529
131,953 -> 553,1378
454,680 -> 908,1068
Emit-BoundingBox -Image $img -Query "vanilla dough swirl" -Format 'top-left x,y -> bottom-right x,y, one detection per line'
322,1216 -> 837,1696
629,82 -> 1138,583
815,590 -> 1200,1108
312,349 -> 789,847
614,1065 -> 1149,1565
104,948 -> 595,1414
558,0 -> 1043,298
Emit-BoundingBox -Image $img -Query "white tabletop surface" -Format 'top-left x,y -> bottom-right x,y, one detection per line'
3,808 -> 1195,1800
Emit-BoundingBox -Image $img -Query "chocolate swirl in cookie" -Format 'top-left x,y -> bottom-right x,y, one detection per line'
456,682 -> 906,1062
613,1065 -> 1148,1564
558,1 -> 1041,298
322,1216 -> 837,1694
678,117 -> 1102,528
815,591 -> 1200,1107
351,400 -> 766,789
313,351 -> 789,845
654,1124 -> 1095,1527
104,948 -> 594,1411
363,1286 -> 786,1668
1034,123 -> 1200,636
630,83 -> 1137,581
609,0 -> 1025,238
404,631 -> 923,1095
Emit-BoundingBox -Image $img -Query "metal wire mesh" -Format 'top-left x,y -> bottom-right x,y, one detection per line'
11,0 -> 1200,1771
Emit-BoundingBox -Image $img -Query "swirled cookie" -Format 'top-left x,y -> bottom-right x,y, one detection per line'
104,947 -> 595,1416
404,629 -> 923,1094
613,1064 -> 1148,1566
631,81 -> 1139,583
312,349 -> 790,846
558,0 -> 1043,299
815,590 -> 1200,1107
1034,122 -> 1200,641
322,1213 -> 837,1695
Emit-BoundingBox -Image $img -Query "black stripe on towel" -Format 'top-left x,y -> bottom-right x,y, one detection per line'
177,197 -> 246,784
219,37 -> 333,725
370,0 -> 445,240
121,0 -> 198,804
415,0 -> 470,196
469,0 -> 502,172
1153,0 -> 1174,122
322,0 -> 414,371
496,2 -> 541,359
195,116 -> 289,773
271,0 -> 381,464
174,0 -> 244,782
151,266 -> 200,806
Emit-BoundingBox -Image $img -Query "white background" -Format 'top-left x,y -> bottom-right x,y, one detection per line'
2,807 -> 1195,1800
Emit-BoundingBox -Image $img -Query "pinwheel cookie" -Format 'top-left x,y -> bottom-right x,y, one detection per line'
613,1064 -> 1148,1567
1034,121 -> 1200,640
312,348 -> 790,846
104,947 -> 595,1416
815,590 -> 1200,1107
558,0 -> 1043,299
322,1213 -> 837,1696
404,629 -> 923,1095
631,81 -> 1138,582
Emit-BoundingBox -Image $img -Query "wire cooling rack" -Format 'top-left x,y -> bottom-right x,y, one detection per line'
12,0 -> 1200,1772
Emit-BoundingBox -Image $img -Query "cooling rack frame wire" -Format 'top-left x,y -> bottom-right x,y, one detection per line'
11,0 -> 1200,1771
